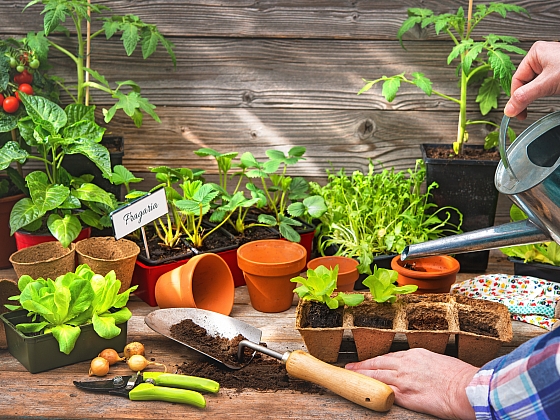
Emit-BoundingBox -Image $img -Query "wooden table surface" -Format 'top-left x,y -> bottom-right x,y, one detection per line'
0,251 -> 547,420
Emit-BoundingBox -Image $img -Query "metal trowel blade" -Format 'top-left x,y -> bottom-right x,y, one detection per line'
145,308 -> 262,370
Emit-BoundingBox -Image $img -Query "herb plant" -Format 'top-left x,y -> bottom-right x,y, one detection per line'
358,3 -> 528,155
6,264 -> 138,355
291,265 -> 364,309
20,0 -> 176,127
362,266 -> 417,303
4,94 -> 117,247
310,160 -> 462,275
500,205 -> 560,266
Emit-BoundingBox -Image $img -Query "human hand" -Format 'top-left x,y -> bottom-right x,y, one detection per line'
345,348 -> 478,419
505,41 -> 560,120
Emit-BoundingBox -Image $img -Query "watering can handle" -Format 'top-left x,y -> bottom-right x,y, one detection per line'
499,114 -> 519,184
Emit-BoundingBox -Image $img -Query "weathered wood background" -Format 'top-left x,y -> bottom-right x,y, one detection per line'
2,0 -> 559,224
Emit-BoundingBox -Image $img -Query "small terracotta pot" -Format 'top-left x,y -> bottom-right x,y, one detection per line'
75,237 -> 140,293
307,256 -> 359,292
9,242 -> 76,280
391,255 -> 460,293
155,253 -> 235,315
237,239 -> 307,313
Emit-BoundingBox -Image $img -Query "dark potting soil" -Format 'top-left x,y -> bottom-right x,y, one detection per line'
458,309 -> 499,338
169,319 -> 324,394
406,306 -> 449,331
304,301 -> 343,328
425,146 -> 500,161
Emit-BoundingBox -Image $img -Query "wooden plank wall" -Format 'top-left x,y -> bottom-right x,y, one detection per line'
2,0 -> 559,224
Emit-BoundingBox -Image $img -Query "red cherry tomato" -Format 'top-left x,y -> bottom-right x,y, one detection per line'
0,93 -> 4,107
3,96 -> 19,113
15,83 -> 34,101
13,70 -> 33,85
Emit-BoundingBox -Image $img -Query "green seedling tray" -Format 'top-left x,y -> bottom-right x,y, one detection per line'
0,310 -> 127,374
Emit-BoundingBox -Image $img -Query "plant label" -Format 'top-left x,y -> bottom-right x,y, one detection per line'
110,188 -> 168,239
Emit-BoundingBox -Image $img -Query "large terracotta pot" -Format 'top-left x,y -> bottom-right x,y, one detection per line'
155,253 -> 235,316
9,242 -> 76,280
14,227 -> 91,250
237,239 -> 307,313
307,256 -> 359,292
75,237 -> 140,293
0,193 -> 25,268
391,255 -> 460,294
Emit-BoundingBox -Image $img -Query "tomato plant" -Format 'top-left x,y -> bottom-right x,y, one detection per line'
2,96 -> 19,113
15,84 -> 34,101
0,93 -> 4,107
13,70 -> 33,85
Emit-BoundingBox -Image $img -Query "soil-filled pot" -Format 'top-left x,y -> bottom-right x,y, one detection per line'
421,144 -> 500,272
307,256 -> 359,292
0,309 -> 127,373
0,279 -> 20,349
508,257 -> 560,283
75,237 -> 140,293
14,227 -> 91,250
155,253 -> 235,316
237,239 -> 307,313
391,255 -> 460,294
9,241 -> 76,280
0,193 -> 25,269
295,299 -> 344,363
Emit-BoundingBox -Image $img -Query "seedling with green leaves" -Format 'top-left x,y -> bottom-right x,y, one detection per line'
241,147 -> 327,242
500,205 -> 560,266
21,0 -> 176,127
358,3 -> 527,154
311,160 -> 462,274
291,265 -> 364,309
6,264 -> 137,355
5,94 -> 118,247
362,266 -> 418,303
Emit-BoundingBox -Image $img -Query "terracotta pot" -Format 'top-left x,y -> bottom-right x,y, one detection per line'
237,239 -> 307,313
155,253 -> 235,316
390,255 -> 460,293
307,256 -> 359,292
0,193 -> 25,269
14,227 -> 91,250
9,242 -> 76,280
75,237 -> 140,293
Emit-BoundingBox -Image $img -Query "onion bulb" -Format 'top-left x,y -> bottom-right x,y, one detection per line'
98,348 -> 125,366
123,341 -> 145,359
127,354 -> 167,373
89,357 -> 110,377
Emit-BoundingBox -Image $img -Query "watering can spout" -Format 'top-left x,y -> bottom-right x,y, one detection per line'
401,220 -> 550,261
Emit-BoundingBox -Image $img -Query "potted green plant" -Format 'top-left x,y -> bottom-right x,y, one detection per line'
292,264 -> 364,362
0,264 -> 137,373
310,159 -> 462,287
357,2 -> 529,272
500,205 -> 560,282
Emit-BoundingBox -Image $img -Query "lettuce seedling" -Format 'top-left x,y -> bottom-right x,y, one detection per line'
362,266 -> 417,303
6,264 -> 137,355
291,265 -> 364,309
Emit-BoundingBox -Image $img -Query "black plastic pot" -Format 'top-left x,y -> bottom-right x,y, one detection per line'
421,144 -> 500,272
62,135 -> 124,201
0,309 -> 128,373
508,257 -> 560,283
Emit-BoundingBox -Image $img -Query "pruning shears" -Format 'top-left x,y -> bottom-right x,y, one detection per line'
73,372 -> 219,408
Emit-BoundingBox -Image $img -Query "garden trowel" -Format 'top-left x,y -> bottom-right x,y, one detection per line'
145,308 -> 394,412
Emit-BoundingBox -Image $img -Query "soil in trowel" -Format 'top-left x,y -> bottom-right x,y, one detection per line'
170,319 -> 324,394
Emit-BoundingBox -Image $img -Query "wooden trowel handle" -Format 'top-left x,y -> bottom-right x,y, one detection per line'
285,350 -> 394,412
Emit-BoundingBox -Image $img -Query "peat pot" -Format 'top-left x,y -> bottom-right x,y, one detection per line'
155,253 -> 235,316
9,242 -> 76,280
237,239 -> 307,313
75,237 -> 140,293
0,279 -> 19,349
391,255 -> 460,294
307,256 -> 359,292
0,309 -> 127,373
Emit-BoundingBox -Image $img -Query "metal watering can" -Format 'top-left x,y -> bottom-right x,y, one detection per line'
402,111 -> 560,261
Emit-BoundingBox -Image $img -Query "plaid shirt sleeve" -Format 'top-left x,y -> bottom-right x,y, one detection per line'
466,326 -> 560,419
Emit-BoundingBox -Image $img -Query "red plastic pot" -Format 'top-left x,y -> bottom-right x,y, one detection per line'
0,193 -> 25,268
14,227 -> 92,250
